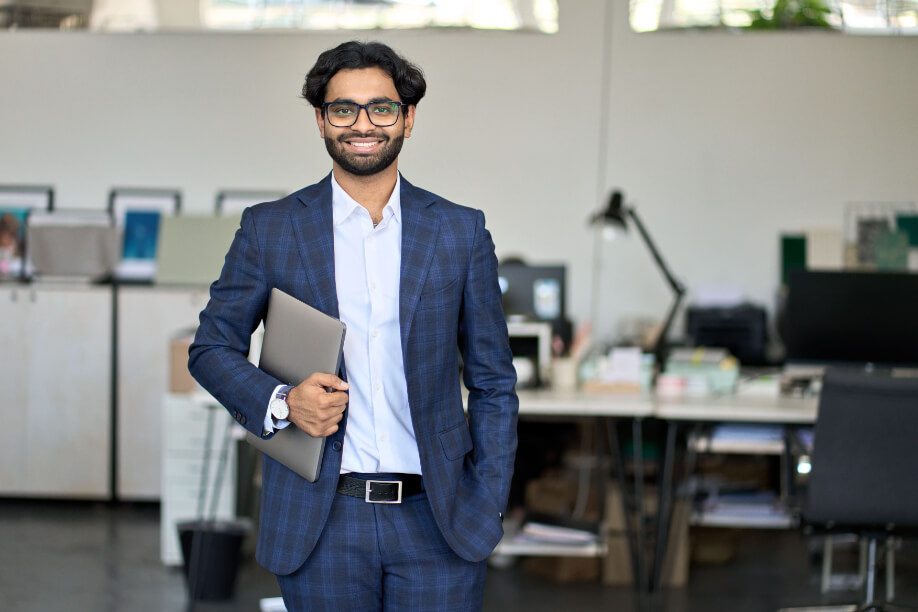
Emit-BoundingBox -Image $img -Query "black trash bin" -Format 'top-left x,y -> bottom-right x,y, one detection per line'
178,518 -> 253,601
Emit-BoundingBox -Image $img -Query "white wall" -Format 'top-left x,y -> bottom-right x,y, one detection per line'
2,0 -> 916,345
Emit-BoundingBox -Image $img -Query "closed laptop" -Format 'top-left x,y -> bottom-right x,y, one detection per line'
245,288 -> 346,482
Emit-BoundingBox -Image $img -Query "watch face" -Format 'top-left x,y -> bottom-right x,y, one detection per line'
270,398 -> 289,420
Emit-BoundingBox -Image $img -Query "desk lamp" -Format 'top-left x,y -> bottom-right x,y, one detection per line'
589,190 -> 686,371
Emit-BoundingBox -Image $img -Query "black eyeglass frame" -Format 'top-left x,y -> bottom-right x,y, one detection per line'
321,101 -> 404,127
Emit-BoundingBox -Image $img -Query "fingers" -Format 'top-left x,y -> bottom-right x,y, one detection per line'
304,372 -> 348,391
287,375 -> 349,438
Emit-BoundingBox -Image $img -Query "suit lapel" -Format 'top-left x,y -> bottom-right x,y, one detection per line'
290,174 -> 339,319
399,177 -> 440,351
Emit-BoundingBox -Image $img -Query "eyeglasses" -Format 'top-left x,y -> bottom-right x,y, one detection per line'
322,101 -> 404,127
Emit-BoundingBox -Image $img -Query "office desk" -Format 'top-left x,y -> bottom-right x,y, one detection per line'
654,393 -> 817,424
517,388 -> 654,417
651,392 -> 818,590
505,388 -> 818,592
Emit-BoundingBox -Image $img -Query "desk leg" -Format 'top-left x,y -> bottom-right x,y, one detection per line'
651,420 -> 679,590
606,417 -> 642,592
632,417 -> 648,593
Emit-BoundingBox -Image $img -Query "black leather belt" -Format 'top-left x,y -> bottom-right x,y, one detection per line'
336,473 -> 423,504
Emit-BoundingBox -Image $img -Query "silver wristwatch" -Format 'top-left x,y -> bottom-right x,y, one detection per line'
269,386 -> 293,421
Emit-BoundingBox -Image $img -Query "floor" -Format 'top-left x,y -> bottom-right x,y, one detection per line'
1,499 -> 916,612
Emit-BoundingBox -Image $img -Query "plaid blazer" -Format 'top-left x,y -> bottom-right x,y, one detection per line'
188,174 -> 518,575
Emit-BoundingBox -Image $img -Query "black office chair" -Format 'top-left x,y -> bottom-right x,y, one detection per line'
781,368 -> 918,612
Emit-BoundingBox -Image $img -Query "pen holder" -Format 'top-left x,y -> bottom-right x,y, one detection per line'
551,357 -> 579,391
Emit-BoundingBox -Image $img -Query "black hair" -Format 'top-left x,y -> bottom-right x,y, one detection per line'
302,41 -> 427,109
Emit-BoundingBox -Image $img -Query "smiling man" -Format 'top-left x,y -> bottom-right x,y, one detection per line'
188,41 -> 518,611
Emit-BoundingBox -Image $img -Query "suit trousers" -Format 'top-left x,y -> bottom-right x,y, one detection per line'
276,482 -> 487,612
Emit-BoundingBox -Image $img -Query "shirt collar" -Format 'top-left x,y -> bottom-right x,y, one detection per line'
331,171 -> 401,227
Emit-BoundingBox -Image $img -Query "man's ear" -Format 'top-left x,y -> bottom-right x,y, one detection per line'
315,107 -> 326,139
403,105 -> 416,138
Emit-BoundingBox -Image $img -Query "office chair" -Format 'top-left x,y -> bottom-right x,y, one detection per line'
780,368 -> 918,612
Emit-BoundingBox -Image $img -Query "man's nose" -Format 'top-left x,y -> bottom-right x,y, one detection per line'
352,106 -> 375,131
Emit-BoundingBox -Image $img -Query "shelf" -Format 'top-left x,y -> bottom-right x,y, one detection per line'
690,509 -> 796,529
689,424 -> 787,455
689,436 -> 786,455
493,532 -> 607,557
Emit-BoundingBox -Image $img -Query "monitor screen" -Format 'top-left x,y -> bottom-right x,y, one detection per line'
784,269 -> 918,367
497,262 -> 566,325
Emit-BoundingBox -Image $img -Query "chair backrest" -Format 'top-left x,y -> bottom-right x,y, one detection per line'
806,368 -> 918,529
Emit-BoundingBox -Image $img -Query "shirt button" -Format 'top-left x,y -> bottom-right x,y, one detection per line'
375,383 -> 381,392
367,236 -> 374,243
370,281 -> 377,290
371,330 -> 378,338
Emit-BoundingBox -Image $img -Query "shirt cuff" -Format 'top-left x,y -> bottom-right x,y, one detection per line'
264,383 -> 293,434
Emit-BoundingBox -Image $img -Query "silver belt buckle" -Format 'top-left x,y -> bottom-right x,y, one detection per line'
365,479 -> 402,504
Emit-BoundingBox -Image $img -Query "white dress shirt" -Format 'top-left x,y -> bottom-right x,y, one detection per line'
264,172 -> 421,475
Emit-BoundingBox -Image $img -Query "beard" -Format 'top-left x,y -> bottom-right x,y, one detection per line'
325,130 -> 405,177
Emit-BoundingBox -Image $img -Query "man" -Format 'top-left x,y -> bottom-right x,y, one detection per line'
188,41 -> 518,611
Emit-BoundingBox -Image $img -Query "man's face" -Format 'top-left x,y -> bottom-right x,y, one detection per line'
315,67 -> 415,177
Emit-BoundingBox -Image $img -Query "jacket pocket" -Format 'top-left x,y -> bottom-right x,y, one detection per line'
438,421 -> 473,461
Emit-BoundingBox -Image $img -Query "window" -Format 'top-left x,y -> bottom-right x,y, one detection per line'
629,0 -> 918,34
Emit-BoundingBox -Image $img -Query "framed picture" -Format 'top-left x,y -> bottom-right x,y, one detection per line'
108,188 -> 181,281
215,189 -> 285,216
0,185 -> 54,281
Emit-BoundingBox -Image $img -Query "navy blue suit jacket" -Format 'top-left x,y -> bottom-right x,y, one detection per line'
188,174 -> 518,575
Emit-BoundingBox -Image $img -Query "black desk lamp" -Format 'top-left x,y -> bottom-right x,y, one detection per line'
590,190 -> 686,371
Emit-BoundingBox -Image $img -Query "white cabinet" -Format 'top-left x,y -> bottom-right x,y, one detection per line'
0,284 -> 112,498
116,286 -> 210,500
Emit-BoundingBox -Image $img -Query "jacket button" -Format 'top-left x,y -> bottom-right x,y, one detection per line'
332,441 -> 342,452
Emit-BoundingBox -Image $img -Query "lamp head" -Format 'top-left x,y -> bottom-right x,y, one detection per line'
590,190 -> 628,239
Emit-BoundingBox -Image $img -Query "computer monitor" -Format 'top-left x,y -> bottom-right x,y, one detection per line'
497,261 -> 566,326
784,269 -> 918,368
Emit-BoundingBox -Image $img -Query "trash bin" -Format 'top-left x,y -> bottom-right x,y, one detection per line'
178,518 -> 253,601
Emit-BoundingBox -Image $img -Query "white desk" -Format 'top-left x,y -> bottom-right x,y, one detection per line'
654,393 -> 818,423
516,388 -> 654,417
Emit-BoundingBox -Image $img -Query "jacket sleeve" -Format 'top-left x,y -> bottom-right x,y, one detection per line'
458,209 -> 519,513
188,207 -> 283,436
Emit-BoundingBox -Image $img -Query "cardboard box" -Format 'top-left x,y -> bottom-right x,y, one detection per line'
524,471 -> 601,522
169,332 -> 197,393
601,491 -> 690,587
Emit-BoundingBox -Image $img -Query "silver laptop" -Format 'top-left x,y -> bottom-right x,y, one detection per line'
26,211 -> 118,280
245,288 -> 346,482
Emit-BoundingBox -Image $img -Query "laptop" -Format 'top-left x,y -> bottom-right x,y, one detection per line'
245,288 -> 347,482
26,211 -> 118,281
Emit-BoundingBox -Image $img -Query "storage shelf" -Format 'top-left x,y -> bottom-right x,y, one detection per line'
493,532 -> 607,557
689,436 -> 786,455
690,510 -> 796,529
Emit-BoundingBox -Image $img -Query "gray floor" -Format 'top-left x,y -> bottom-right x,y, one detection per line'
1,500 -> 916,612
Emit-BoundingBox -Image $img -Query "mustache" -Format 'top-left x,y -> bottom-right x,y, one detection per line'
335,131 -> 389,143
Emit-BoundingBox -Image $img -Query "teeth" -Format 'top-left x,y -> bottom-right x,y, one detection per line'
350,142 -> 377,148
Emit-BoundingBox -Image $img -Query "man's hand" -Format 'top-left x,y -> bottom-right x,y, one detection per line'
286,373 -> 349,437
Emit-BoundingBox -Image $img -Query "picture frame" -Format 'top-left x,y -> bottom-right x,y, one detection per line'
0,185 -> 54,281
215,189 -> 285,216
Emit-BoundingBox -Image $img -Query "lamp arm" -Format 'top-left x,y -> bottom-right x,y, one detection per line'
625,207 -> 686,297
655,290 -> 685,372
626,207 -> 686,371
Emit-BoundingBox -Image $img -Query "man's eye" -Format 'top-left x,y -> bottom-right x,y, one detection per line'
371,104 -> 396,114
330,105 -> 355,115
